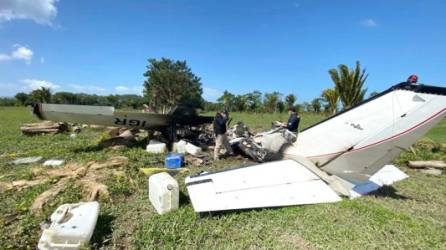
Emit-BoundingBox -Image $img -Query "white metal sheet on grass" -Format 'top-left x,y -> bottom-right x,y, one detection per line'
349,165 -> 409,198
186,160 -> 341,212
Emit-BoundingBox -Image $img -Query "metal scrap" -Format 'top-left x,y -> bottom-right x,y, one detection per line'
185,154 -> 211,166
11,156 -> 43,165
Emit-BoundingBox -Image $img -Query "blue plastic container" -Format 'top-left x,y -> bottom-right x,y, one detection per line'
165,153 -> 184,169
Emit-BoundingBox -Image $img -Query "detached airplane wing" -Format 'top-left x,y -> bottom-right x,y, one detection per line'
187,82 -> 446,213
32,103 -> 213,130
186,160 -> 342,212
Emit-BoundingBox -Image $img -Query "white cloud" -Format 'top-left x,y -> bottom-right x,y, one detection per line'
0,0 -> 58,25
0,44 -> 34,64
203,87 -> 222,102
21,79 -> 60,90
114,85 -> 143,95
69,84 -> 106,94
360,18 -> 377,28
115,85 -> 129,93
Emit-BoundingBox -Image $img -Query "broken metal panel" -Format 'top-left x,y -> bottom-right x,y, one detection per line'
234,138 -> 269,162
186,160 -> 341,212
349,165 -> 408,198
256,132 -> 288,153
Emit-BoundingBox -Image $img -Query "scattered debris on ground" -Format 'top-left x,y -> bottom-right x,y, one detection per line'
139,167 -> 188,177
2,156 -> 129,214
185,154 -> 211,167
99,129 -> 139,148
20,121 -> 68,135
419,168 -> 443,176
43,159 -> 65,167
407,160 -> 445,176
11,156 -> 43,165
31,177 -> 72,214
408,160 -> 446,169
0,177 -> 49,191
72,125 -> 82,133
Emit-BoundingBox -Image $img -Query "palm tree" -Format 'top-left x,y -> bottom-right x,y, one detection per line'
328,61 -> 368,109
321,88 -> 339,115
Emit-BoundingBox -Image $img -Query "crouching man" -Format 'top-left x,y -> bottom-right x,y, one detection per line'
213,110 -> 234,160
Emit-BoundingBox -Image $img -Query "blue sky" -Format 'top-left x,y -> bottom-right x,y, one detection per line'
1,0 -> 445,102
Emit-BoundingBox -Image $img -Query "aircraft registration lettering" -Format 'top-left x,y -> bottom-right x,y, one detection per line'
114,118 -> 147,127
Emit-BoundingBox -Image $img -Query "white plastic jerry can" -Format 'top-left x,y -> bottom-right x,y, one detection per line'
38,201 -> 100,250
148,172 -> 179,214
146,140 -> 167,154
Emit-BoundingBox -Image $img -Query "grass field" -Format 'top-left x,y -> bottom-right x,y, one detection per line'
0,107 -> 445,249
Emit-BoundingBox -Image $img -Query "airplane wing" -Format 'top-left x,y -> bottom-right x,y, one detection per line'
32,103 -> 213,130
186,160 -> 341,212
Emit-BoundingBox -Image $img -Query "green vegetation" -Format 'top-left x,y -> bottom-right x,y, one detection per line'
329,61 -> 368,110
143,58 -> 204,112
0,107 -> 445,249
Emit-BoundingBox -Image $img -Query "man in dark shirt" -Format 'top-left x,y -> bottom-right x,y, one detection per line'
284,108 -> 300,133
213,111 -> 234,160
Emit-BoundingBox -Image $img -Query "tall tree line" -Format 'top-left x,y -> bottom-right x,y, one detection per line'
5,87 -> 146,109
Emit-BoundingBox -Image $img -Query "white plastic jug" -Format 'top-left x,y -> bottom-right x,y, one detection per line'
148,172 -> 179,214
173,140 -> 187,154
185,142 -> 202,156
146,140 -> 167,154
38,201 -> 100,250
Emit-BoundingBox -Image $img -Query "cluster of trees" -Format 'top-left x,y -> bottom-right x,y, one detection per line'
2,87 -> 146,109
204,61 -> 370,114
2,58 -> 372,115
206,91 -> 295,113
203,91 -> 335,114
204,91 -> 298,113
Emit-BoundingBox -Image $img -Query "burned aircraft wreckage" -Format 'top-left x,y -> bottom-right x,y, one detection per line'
32,82 -> 446,212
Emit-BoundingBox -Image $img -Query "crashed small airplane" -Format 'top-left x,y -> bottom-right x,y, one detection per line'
31,104 -> 213,142
186,82 -> 446,212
